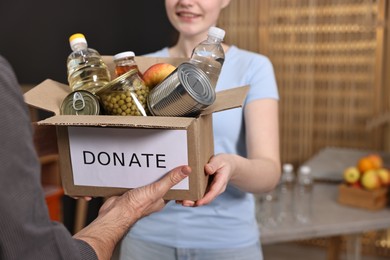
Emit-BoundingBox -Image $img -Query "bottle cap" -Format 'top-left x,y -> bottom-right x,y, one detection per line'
299,165 -> 311,175
208,26 -> 225,40
69,33 -> 87,48
283,163 -> 293,172
114,51 -> 135,61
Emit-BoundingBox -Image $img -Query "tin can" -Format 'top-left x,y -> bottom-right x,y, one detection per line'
147,62 -> 215,117
96,69 -> 149,116
60,90 -> 101,115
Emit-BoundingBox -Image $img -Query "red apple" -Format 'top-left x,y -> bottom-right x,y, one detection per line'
142,63 -> 176,89
351,182 -> 362,189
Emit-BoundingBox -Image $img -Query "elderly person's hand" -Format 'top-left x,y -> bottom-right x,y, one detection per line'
73,165 -> 191,260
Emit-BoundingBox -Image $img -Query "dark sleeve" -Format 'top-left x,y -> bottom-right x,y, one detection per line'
0,55 -> 97,260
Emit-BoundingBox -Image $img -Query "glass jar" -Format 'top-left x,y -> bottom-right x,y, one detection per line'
113,51 -> 143,78
96,69 -> 149,116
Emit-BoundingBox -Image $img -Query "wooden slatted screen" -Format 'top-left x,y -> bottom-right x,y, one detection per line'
218,0 -> 388,166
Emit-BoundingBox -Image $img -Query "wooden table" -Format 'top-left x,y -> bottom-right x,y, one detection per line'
259,183 -> 390,260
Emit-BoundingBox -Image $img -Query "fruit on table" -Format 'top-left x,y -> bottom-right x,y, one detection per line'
360,169 -> 381,190
342,153 -> 388,191
142,63 -> 176,89
343,167 -> 360,184
357,156 -> 374,173
357,154 -> 382,173
367,154 -> 383,169
377,168 -> 390,186
351,182 -> 362,189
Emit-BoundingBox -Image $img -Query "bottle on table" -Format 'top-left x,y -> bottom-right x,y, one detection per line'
67,33 -> 111,94
113,51 -> 143,78
277,163 -> 296,226
295,165 -> 314,224
256,190 -> 278,229
189,26 -> 225,89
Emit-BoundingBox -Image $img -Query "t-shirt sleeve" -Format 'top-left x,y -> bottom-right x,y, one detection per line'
245,55 -> 279,104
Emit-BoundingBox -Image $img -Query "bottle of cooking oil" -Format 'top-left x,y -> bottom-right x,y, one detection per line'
67,33 -> 111,94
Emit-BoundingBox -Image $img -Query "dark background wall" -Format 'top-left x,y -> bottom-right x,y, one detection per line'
0,0 -> 177,233
0,0 -> 177,85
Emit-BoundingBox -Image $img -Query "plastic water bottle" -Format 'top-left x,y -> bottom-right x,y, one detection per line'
277,163 -> 296,226
189,26 -> 225,89
256,190 -> 278,229
67,33 -> 111,94
295,165 -> 313,224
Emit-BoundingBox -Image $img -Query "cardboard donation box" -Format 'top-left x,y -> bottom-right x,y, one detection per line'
24,56 -> 248,200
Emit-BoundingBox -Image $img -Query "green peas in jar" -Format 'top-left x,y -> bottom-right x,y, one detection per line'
96,69 -> 149,116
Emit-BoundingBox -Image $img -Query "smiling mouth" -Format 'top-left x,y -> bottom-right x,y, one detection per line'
177,12 -> 200,19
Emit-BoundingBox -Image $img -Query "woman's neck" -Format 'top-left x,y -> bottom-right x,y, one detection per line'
168,34 -> 230,58
168,34 -> 205,58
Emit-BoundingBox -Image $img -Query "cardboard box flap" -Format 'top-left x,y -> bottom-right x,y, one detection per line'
201,85 -> 249,115
39,115 -> 194,129
24,79 -> 69,115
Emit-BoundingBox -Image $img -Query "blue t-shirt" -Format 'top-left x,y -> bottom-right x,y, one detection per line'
128,46 -> 279,249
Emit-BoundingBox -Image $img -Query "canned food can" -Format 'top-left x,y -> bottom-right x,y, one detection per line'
147,62 -> 215,117
60,90 -> 101,115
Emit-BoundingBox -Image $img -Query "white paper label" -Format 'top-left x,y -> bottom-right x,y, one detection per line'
68,126 -> 189,190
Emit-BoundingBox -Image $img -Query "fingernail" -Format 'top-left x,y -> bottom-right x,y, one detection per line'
183,201 -> 195,207
181,166 -> 191,176
206,164 -> 213,172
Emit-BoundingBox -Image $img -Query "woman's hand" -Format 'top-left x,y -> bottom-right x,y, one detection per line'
177,154 -> 234,207
197,154 -> 234,206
